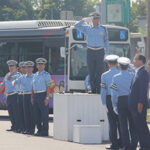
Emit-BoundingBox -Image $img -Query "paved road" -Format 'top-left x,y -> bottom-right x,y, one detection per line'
0,111 -> 150,150
0,111 -> 108,150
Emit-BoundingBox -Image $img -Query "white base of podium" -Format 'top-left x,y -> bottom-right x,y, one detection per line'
53,93 -> 109,142
73,125 -> 102,144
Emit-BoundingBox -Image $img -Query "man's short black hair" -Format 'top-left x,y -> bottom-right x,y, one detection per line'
119,64 -> 128,70
107,60 -> 117,65
135,54 -> 146,64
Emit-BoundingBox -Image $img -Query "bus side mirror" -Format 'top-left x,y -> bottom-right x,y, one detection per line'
60,47 -> 66,58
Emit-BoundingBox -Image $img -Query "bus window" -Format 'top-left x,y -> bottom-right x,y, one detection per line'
109,44 -> 130,58
45,47 -> 64,75
18,41 -> 43,61
70,43 -> 88,80
0,41 -> 18,77
17,41 -> 44,72
70,43 -> 130,81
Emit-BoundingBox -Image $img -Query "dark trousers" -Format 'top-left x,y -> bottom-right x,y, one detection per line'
131,108 -> 150,150
33,92 -> 49,135
87,48 -> 104,94
7,93 -> 18,130
106,95 -> 122,148
23,94 -> 35,133
17,94 -> 25,131
117,96 -> 138,149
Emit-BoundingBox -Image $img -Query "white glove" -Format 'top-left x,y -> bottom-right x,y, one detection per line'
113,107 -> 118,115
82,17 -> 92,23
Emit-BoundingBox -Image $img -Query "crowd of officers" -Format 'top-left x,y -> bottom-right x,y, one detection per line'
0,58 -> 51,137
100,54 -> 150,150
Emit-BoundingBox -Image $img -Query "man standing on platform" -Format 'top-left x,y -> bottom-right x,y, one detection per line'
74,12 -> 109,94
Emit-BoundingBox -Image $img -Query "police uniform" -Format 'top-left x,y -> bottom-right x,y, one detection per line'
74,12 -> 110,94
111,57 -> 138,150
101,55 -> 122,149
32,58 -> 51,136
3,60 -> 20,131
17,61 -> 35,134
15,61 -> 27,133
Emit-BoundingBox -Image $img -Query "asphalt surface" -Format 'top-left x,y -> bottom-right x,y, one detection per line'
0,111 -> 150,150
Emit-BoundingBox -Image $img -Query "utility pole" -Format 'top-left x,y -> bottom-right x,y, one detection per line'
147,0 -> 150,59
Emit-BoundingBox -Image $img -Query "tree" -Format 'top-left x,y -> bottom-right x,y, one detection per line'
0,0 -> 35,21
128,0 -> 147,32
33,0 -> 99,20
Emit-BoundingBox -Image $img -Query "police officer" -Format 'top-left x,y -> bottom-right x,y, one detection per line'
101,55 -> 122,150
14,61 -> 27,133
1,60 -> 20,132
111,57 -> 138,150
32,58 -> 51,136
15,61 -> 35,135
74,12 -> 109,94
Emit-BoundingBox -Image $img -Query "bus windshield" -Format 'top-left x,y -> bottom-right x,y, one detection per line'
70,43 -> 130,80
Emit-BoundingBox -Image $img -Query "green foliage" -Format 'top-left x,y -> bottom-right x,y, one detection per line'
0,0 -> 98,21
33,0 -> 99,20
127,0 -> 147,32
0,0 -> 35,21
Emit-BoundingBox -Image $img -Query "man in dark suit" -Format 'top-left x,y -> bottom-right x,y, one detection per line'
129,54 -> 150,150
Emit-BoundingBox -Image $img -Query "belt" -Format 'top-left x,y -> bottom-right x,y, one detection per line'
7,92 -> 17,96
34,90 -> 46,94
87,46 -> 104,50
18,92 -> 24,95
24,92 -> 32,95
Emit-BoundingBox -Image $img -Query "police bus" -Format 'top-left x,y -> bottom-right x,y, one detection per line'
0,20 -> 130,112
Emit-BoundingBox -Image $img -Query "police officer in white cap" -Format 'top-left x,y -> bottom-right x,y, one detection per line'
1,60 -> 20,132
74,12 -> 109,93
111,57 -> 138,150
32,58 -> 51,136
101,55 -> 122,150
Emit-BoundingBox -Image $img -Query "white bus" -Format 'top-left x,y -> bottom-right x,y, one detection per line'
67,25 -> 130,92
130,33 -> 145,60
0,20 -> 130,111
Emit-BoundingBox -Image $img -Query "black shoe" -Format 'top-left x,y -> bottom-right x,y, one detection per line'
34,132 -> 41,136
23,131 -> 29,134
29,131 -> 34,135
6,128 -> 13,132
34,132 -> 48,137
106,145 -> 119,150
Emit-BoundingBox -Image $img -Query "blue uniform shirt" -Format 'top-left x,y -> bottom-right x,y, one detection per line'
32,70 -> 51,92
15,74 -> 34,93
84,75 -> 91,91
3,72 -> 20,93
15,74 -> 25,93
74,20 -> 110,54
101,67 -> 120,105
111,70 -> 134,108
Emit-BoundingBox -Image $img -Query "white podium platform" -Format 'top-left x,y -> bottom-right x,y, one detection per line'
53,93 -> 109,142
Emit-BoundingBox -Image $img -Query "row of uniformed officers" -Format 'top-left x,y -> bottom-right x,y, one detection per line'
0,58 -> 51,136
100,54 -> 150,150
